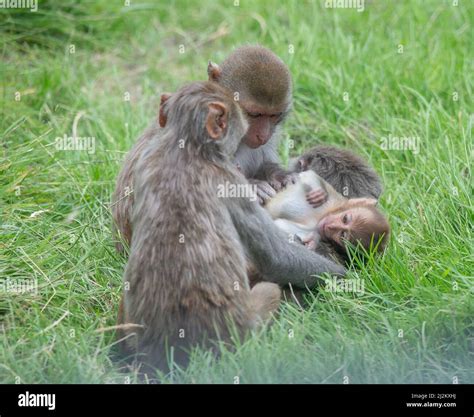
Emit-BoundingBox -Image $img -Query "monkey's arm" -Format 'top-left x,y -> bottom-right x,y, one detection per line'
255,161 -> 297,190
228,199 -> 346,289
253,138 -> 297,190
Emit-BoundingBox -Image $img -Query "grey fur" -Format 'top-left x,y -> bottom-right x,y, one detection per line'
293,145 -> 383,199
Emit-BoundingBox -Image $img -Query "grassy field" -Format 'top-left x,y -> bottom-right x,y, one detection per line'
0,0 -> 472,383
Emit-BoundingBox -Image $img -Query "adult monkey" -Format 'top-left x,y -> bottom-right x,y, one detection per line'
208,45 -> 296,203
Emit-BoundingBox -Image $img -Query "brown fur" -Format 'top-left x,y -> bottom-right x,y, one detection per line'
111,123 -> 161,252
113,46 -> 295,251
208,45 -> 295,200
210,45 -> 292,109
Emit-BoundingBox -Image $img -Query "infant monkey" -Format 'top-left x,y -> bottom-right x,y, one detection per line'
265,171 -> 390,257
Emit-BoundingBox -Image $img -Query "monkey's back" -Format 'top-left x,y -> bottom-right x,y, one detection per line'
111,122 -> 161,251
123,143 -> 256,368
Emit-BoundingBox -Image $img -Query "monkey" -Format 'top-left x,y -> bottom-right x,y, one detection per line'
208,45 -> 298,203
112,45 -> 292,250
293,145 -> 383,200
118,81 -> 345,373
265,170 -> 390,257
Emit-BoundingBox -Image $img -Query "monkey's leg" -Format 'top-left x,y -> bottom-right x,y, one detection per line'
249,282 -> 281,322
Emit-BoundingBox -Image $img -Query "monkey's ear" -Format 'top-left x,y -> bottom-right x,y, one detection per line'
297,157 -> 308,172
350,197 -> 378,207
208,61 -> 221,81
158,93 -> 172,128
206,102 -> 228,140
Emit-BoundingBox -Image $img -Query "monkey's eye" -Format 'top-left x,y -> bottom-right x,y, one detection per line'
272,113 -> 285,124
342,214 -> 349,224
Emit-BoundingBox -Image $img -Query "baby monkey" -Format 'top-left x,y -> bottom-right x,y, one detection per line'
265,170 -> 390,257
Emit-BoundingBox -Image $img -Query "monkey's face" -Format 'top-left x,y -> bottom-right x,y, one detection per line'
239,102 -> 286,148
318,206 -> 375,248
207,46 -> 292,149
319,201 -> 390,253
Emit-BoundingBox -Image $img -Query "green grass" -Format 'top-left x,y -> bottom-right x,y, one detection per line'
0,0 -> 472,383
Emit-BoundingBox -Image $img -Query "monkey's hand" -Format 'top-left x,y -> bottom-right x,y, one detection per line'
249,179 -> 277,205
301,233 -> 318,251
306,188 -> 328,208
269,171 -> 298,191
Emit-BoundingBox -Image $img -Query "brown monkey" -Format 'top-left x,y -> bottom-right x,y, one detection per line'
208,45 -> 296,203
293,145 -> 383,200
118,81 -> 345,373
265,170 -> 390,256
